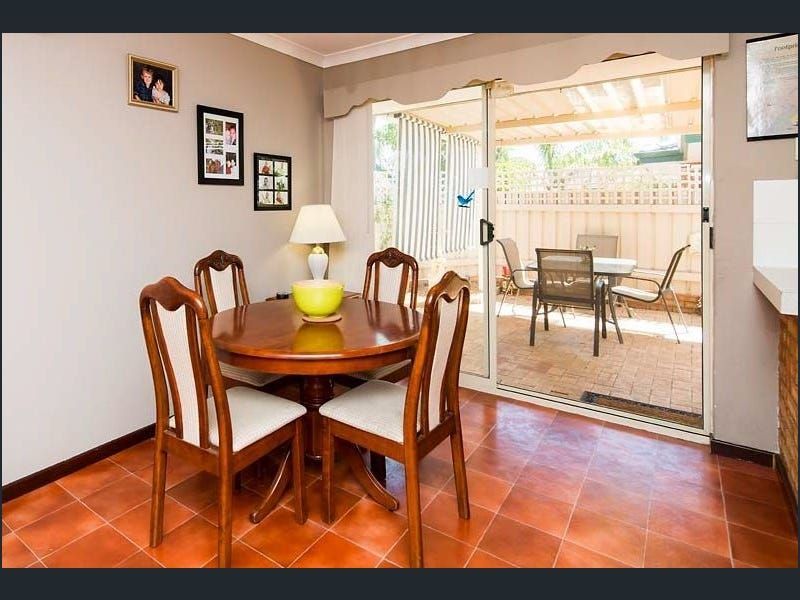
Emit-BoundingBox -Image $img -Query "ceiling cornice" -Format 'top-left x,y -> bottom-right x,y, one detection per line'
232,33 -> 473,68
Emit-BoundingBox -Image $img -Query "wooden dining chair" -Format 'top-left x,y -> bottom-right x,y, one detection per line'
139,276 -> 307,568
320,271 -> 471,568
351,247 -> 420,383
194,249 -> 279,389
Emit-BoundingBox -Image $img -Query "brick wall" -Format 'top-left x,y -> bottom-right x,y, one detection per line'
778,315 -> 798,502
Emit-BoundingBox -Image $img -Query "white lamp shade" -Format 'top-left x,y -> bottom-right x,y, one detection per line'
289,204 -> 347,244
468,167 -> 490,189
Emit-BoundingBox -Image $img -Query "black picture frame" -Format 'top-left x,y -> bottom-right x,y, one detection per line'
745,33 -> 798,142
196,105 -> 244,185
253,153 -> 292,211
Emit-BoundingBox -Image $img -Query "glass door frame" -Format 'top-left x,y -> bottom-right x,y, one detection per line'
458,76 -> 714,444
459,82 -> 497,390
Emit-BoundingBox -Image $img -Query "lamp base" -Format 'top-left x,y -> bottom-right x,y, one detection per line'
308,245 -> 328,280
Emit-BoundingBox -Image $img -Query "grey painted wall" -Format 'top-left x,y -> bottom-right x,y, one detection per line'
1,33 -> 324,484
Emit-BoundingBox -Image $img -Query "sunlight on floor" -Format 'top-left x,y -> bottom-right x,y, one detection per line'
462,296 -> 703,420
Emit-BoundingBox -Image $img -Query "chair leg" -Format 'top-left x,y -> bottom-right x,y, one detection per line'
405,457 -> 424,568
217,466 -> 234,568
497,279 -> 511,316
449,428 -> 470,520
529,287 -> 539,346
670,288 -> 689,332
321,417 -> 334,524
149,442 -> 167,548
593,298 -> 601,357
661,295 -> 681,344
608,293 -> 624,344
601,293 -> 608,340
621,296 -> 635,318
543,303 -> 550,331
558,306 -> 567,328
292,420 -> 307,524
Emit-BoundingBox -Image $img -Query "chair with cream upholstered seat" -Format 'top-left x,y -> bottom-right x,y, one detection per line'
139,276 -> 307,568
320,271 -> 471,568
194,250 -> 280,388
610,244 -> 690,343
350,247 -> 419,383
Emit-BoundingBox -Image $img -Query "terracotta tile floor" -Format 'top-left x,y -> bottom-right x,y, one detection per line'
461,296 -> 703,417
2,389 -> 796,568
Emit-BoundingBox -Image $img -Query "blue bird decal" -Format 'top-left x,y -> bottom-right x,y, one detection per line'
457,190 -> 475,208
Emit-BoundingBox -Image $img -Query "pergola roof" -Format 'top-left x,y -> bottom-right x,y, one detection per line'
374,54 -> 702,146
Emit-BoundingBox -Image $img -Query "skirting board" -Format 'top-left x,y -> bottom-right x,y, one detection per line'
1,377 -> 300,503
2,424 -> 155,503
709,437 -> 775,467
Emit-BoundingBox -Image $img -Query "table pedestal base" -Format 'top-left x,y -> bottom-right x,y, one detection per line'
300,375 -> 334,460
249,374 -> 398,523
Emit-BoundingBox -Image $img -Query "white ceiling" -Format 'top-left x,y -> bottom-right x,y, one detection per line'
232,33 -> 472,68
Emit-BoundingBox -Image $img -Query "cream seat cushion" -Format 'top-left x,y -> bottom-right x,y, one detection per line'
351,359 -> 411,382
319,380 -> 408,443
611,285 -> 658,303
170,386 -> 305,452
219,363 -> 280,388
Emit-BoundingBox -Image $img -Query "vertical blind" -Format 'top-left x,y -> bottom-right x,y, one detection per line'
396,114 -> 443,262
395,114 -> 479,262
443,133 -> 479,255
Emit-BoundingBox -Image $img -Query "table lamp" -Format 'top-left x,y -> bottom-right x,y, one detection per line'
289,204 -> 347,279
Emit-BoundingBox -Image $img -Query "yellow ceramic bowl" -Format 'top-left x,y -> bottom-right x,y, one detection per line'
291,280 -> 344,317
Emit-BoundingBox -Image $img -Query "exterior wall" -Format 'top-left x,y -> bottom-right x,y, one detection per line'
494,204 -> 701,297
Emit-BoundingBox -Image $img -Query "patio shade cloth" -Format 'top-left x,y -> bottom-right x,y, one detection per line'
442,133 -> 479,255
396,114 -> 443,262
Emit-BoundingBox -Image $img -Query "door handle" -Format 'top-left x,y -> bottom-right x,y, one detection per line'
480,218 -> 495,246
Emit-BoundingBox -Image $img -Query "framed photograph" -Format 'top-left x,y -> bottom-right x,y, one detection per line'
197,105 -> 244,185
128,54 -> 178,112
746,33 -> 798,141
254,153 -> 292,210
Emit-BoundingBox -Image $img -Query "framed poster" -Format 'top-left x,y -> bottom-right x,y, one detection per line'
197,105 -> 244,185
254,153 -> 292,211
746,33 -> 798,141
128,54 -> 178,112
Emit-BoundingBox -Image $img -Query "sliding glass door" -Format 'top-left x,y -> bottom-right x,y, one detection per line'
372,85 -> 493,380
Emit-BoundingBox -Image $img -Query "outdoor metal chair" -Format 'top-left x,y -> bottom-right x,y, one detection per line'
496,238 -> 565,326
610,245 -> 690,343
530,249 -> 621,357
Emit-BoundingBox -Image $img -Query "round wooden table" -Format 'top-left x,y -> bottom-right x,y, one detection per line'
212,297 -> 421,522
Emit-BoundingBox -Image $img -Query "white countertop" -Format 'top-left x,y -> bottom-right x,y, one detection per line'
753,266 -> 798,316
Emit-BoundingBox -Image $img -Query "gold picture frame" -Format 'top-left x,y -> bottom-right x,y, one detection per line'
127,54 -> 178,112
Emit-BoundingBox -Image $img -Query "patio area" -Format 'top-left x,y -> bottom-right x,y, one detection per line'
461,294 -> 703,424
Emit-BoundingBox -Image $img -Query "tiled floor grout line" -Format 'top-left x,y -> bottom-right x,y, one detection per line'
6,405 -> 795,568
551,420 -> 604,567
7,528 -> 42,568
641,474 -> 654,567
60,488 -> 151,567
461,415 -> 548,567
21,478 -> 143,567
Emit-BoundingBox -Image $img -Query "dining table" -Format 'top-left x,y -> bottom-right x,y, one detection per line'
212,296 -> 421,523
525,255 -> 637,277
526,255 -> 637,337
